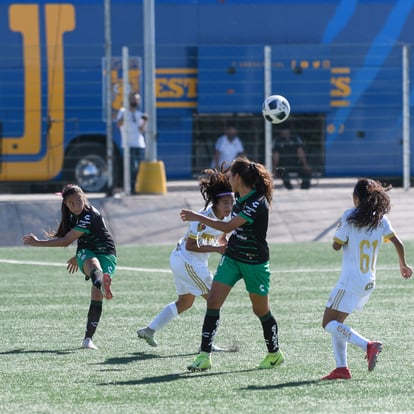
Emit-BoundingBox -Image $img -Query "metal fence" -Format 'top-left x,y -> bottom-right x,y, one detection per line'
0,42 -> 411,191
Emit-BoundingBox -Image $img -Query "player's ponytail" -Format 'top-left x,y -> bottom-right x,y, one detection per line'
231,158 -> 273,205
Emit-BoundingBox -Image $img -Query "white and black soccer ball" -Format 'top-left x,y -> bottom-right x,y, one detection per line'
262,95 -> 291,124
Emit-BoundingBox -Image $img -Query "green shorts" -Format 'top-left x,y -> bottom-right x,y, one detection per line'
76,249 -> 117,278
214,255 -> 270,296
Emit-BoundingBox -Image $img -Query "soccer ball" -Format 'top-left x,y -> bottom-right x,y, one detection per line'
262,95 -> 291,124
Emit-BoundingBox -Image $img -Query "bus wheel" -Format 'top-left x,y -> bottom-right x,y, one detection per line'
64,143 -> 108,192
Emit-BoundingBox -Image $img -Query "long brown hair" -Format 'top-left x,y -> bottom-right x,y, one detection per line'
230,157 -> 273,205
348,178 -> 391,231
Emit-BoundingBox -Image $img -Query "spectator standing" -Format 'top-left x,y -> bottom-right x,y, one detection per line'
212,126 -> 245,169
117,92 -> 148,194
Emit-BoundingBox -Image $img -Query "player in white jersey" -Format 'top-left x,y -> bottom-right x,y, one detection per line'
321,178 -> 412,380
137,168 -> 234,348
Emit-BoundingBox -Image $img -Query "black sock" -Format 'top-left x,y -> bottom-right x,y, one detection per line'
260,311 -> 279,352
200,308 -> 220,353
90,268 -> 103,290
85,300 -> 103,339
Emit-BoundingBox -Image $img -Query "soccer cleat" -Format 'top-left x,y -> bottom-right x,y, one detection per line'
366,341 -> 383,371
101,273 -> 113,300
258,350 -> 285,369
137,328 -> 158,347
187,352 -> 212,372
320,367 -> 352,380
81,337 -> 98,350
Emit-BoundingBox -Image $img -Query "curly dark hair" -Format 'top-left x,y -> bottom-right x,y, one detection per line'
198,167 -> 232,210
230,157 -> 273,205
347,178 -> 391,231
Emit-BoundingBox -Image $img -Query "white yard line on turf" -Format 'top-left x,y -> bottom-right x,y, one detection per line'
0,258 -> 169,273
0,258 -> 399,274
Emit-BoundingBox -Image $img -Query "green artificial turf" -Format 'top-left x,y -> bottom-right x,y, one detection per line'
0,242 -> 413,413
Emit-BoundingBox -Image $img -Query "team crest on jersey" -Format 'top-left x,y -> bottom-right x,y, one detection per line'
197,223 -> 206,232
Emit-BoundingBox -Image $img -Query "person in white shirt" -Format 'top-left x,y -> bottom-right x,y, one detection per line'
212,126 -> 244,169
116,93 -> 148,193
321,178 -> 412,380
137,168 -> 234,349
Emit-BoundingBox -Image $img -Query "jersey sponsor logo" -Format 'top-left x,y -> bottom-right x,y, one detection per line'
236,234 -> 247,241
244,205 -> 256,216
196,232 -> 218,247
78,214 -> 91,227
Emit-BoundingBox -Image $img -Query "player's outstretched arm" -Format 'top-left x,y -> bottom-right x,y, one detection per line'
180,209 -> 246,233
23,229 -> 82,248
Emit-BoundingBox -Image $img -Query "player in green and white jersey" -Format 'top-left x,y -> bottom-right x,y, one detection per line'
23,184 -> 117,350
181,157 -> 284,371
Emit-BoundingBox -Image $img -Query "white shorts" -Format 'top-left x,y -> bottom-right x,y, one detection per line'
169,249 -> 212,296
325,282 -> 374,314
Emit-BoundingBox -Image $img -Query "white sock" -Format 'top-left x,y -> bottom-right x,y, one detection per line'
325,320 -> 368,351
331,335 -> 347,368
148,302 -> 178,332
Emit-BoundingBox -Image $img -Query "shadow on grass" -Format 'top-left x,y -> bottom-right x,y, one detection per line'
99,351 -> 198,366
242,377 -> 363,390
98,368 -> 258,386
242,380 -> 320,390
0,348 -> 77,355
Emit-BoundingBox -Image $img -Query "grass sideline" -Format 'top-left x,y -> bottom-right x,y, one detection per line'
1,242 -> 413,414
